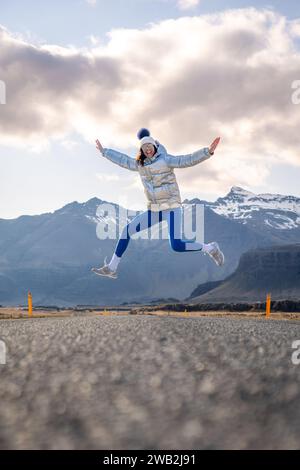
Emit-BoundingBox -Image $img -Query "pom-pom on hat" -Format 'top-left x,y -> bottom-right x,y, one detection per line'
137,128 -> 150,140
137,128 -> 156,149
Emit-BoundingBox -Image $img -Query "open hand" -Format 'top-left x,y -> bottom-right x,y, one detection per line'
95,139 -> 104,153
209,137 -> 220,155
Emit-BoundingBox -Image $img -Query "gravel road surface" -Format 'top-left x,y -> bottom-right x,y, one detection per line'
0,315 -> 300,449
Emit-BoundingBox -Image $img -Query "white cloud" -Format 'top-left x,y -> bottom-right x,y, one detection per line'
88,34 -> 101,45
61,139 -> 79,151
86,0 -> 97,6
177,0 -> 200,10
1,8 -> 300,196
96,173 -> 120,182
290,19 -> 300,37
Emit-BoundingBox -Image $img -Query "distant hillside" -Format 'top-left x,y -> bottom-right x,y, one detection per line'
186,280 -> 223,299
188,244 -> 300,303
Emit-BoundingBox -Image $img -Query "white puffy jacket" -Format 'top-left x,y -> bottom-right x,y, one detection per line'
101,142 -> 211,211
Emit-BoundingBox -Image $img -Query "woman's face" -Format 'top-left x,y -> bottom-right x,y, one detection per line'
141,143 -> 156,158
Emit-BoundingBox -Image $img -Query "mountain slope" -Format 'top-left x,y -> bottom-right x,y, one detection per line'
0,187 -> 298,306
189,244 -> 300,303
186,186 -> 300,244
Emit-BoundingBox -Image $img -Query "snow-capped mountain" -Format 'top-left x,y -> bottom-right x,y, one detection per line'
188,186 -> 300,231
1,186 -> 299,306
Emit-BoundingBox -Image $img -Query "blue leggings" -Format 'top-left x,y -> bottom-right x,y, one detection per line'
115,206 -> 203,258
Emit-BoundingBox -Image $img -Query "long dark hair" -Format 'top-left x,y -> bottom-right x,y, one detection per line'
136,145 -> 157,166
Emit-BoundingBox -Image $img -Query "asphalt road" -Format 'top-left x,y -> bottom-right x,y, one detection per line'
0,315 -> 300,449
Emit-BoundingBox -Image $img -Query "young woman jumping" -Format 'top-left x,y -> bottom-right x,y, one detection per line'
92,128 -> 224,279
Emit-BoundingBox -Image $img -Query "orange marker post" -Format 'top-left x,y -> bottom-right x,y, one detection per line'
28,291 -> 33,317
266,293 -> 271,318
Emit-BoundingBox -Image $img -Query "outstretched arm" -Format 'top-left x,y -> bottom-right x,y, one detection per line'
95,139 -> 138,172
164,137 -> 220,169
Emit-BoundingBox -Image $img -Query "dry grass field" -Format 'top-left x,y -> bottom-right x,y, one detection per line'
1,306 -> 300,321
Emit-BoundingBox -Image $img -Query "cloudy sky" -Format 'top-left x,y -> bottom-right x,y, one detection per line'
0,0 -> 300,219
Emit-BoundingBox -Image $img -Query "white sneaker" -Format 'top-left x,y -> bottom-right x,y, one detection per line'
91,257 -> 118,279
203,242 -> 225,267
